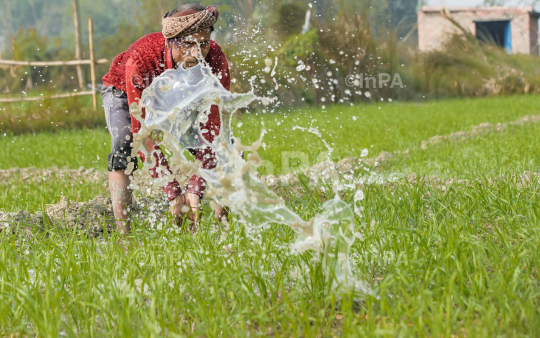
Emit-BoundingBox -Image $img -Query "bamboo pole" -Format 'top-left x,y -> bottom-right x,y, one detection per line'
88,16 -> 97,111
0,59 -> 109,67
72,0 -> 84,89
0,91 -> 94,103
3,0 -> 14,38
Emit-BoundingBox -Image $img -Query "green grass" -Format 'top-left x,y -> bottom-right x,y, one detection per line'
2,95 -> 540,336
237,94 -> 540,173
0,129 -> 110,169
2,169 -> 540,336
2,94 -> 540,172
0,171 -> 108,213
0,94 -> 105,135
0,128 -> 110,212
387,122 -> 540,178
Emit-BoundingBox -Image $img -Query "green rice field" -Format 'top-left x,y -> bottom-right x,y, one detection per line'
1,95 -> 540,336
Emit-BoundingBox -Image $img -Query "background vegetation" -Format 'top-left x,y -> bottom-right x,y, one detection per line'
1,0 -> 540,131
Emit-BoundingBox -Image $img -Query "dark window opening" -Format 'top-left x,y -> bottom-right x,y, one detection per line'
475,20 -> 512,52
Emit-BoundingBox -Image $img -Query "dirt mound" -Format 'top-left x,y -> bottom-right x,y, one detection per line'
0,166 -> 108,185
420,115 -> 540,150
260,115 -> 540,188
3,114 -> 540,235
393,171 -> 540,191
0,165 -> 191,236
1,195 -> 170,236
3,170 -> 540,236
0,165 -> 191,200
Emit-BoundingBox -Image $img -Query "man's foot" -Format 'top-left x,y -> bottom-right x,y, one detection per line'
116,219 -> 131,235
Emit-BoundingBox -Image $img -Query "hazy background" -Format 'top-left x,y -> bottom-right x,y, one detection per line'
1,0 -> 540,119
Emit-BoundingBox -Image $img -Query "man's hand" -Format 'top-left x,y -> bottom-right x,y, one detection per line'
169,193 -> 200,233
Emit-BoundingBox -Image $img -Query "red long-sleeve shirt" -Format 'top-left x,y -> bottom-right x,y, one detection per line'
103,33 -> 230,200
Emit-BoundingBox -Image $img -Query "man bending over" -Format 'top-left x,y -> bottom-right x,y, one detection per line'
101,4 -> 229,233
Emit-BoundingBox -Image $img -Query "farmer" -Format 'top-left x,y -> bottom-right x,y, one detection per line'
101,4 -> 230,234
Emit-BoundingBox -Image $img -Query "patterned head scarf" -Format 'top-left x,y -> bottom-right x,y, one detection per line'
162,5 -> 219,39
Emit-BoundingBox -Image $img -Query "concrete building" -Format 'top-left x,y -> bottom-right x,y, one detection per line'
418,6 -> 539,55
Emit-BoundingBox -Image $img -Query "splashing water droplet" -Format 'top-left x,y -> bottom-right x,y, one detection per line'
132,64 -> 367,293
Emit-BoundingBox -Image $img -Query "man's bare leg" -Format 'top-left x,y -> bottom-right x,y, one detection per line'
109,170 -> 132,234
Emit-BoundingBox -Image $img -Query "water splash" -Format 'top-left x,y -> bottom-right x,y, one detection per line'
130,64 -> 367,292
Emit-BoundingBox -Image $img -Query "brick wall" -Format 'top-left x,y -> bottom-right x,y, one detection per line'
418,6 -> 538,55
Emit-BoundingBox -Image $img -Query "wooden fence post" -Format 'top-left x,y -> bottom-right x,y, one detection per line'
88,16 -> 97,111
72,0 -> 84,89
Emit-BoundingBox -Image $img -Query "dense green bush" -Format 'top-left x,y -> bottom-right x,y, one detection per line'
410,34 -> 540,98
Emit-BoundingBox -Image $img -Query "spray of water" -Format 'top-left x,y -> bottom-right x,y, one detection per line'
130,64 -> 367,292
